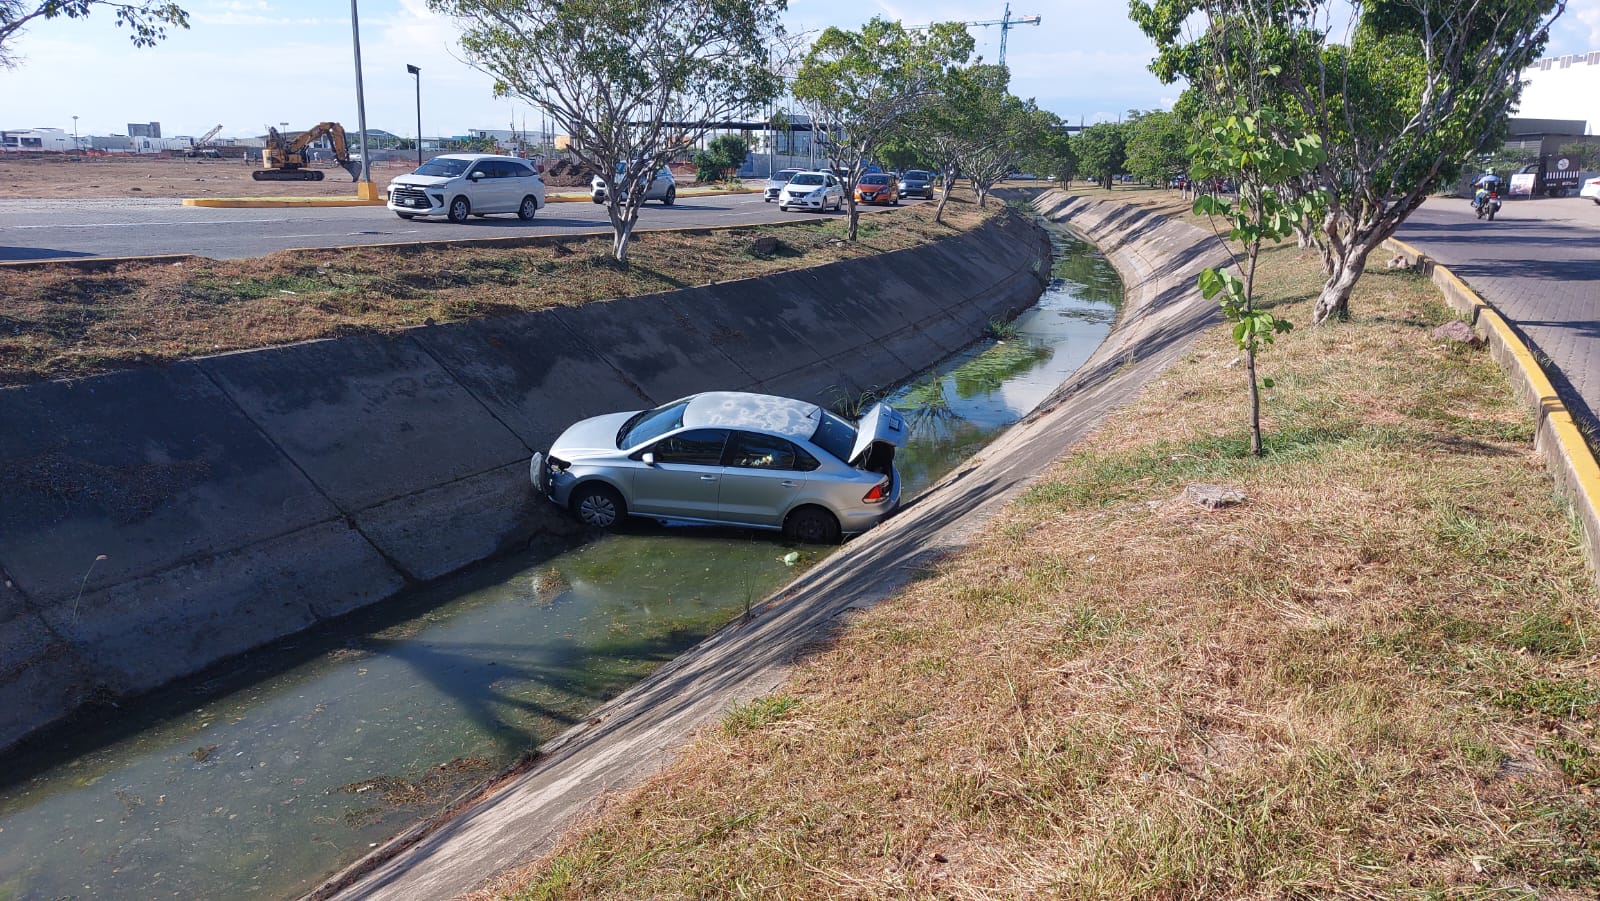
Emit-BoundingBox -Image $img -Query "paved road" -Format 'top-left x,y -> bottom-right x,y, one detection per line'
0,195 -> 922,262
1397,195 -> 1600,429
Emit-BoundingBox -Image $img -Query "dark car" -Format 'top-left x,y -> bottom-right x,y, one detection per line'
898,169 -> 935,199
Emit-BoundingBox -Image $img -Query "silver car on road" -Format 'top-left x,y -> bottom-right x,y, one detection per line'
530,391 -> 908,543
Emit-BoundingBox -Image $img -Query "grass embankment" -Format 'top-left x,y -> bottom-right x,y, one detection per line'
0,194 -> 992,387
483,191 -> 1600,899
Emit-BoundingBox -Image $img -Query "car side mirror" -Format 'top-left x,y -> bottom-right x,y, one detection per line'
642,452 -> 656,467
469,171 -> 485,180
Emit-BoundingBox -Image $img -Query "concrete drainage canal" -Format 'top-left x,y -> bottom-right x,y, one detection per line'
0,220 -> 1121,900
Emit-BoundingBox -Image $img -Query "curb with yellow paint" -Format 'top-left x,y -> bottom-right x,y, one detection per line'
181,186 -> 762,208
1386,236 -> 1600,579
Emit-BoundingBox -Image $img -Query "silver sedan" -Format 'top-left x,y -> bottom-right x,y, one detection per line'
530,391 -> 908,543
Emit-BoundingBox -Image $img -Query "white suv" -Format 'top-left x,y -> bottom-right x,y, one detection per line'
387,153 -> 547,223
591,162 -> 676,205
778,171 -> 843,212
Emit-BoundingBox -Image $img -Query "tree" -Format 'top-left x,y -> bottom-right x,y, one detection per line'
1073,121 -> 1128,188
1192,106 -> 1326,455
433,0 -> 784,262
691,133 -> 750,183
1025,119 -> 1078,186
913,63 -> 1009,222
1,0 -> 187,67
1124,108 -> 1191,185
1132,0 -> 1567,323
792,17 -> 973,241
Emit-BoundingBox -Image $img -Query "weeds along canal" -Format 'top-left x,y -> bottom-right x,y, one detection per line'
0,220 -> 1119,900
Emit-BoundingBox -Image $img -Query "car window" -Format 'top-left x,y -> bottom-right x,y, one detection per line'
790,173 -> 825,186
651,429 -> 729,466
775,169 -> 802,181
810,410 -> 858,463
861,175 -> 890,185
507,161 -> 534,178
727,432 -> 813,471
414,157 -> 471,178
619,399 -> 690,448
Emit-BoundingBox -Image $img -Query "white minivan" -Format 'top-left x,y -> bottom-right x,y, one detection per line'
387,153 -> 547,223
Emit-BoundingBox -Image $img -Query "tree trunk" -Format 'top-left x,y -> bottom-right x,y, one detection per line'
1246,342 -> 1262,456
1311,239 -> 1378,325
845,193 -> 858,241
933,180 -> 952,223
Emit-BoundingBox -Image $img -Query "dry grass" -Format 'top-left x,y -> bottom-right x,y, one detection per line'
479,212 -> 1600,900
0,192 -> 993,386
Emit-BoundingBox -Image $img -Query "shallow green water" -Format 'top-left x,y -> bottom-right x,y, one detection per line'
0,223 -> 1119,901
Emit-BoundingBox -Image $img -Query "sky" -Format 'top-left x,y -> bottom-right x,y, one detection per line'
2,0 -> 1599,140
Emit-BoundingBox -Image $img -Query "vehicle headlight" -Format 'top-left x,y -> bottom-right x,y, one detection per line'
807,189 -> 822,198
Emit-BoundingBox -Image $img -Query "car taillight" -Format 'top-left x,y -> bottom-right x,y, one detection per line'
862,479 -> 890,504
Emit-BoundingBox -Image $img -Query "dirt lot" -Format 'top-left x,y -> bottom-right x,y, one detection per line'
0,155 -> 595,199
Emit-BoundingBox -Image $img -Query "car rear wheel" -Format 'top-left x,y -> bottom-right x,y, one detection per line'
784,506 -> 840,544
662,186 -> 676,206
447,197 -> 471,223
518,196 -> 539,220
572,484 -> 627,530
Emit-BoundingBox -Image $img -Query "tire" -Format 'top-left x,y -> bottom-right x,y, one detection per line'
518,195 -> 538,220
447,197 -> 471,223
1549,188 -> 1566,199
784,506 -> 841,544
661,186 -> 676,206
1487,207 -> 1496,221
592,197 -> 604,205
396,212 -> 415,220
778,205 -> 788,212
571,484 -> 626,530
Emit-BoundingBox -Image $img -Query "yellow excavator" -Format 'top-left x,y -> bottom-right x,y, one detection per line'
253,122 -> 363,181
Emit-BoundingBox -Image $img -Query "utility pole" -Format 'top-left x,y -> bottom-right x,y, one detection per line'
350,0 -> 376,199
407,63 -> 422,167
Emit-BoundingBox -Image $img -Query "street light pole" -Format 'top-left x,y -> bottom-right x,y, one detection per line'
349,0 -> 376,200
407,64 -> 422,167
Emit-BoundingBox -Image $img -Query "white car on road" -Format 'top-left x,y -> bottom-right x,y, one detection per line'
387,154 -> 546,223
1582,175 -> 1600,206
778,171 -> 844,212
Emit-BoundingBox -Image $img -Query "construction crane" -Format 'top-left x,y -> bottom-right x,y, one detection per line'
184,124 -> 225,157
912,4 -> 1041,67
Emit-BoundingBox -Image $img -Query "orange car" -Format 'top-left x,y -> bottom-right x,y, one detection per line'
855,173 -> 900,205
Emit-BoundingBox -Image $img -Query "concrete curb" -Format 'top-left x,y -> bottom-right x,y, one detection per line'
179,187 -> 763,208
1386,236 -> 1600,578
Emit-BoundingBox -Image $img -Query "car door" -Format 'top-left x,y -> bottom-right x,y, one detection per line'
630,428 -> 729,520
717,431 -> 813,526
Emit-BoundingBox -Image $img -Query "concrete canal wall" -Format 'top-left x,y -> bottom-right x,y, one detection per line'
0,210 -> 1052,752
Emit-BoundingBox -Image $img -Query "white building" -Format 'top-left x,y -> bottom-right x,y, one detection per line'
0,127 -> 78,152
1517,51 -> 1599,134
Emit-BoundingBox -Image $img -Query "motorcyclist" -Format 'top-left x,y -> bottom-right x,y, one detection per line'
1472,173 -> 1501,209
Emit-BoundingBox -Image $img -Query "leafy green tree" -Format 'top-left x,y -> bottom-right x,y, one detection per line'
1073,121 -> 1128,188
1124,108 -> 1190,185
691,133 -> 750,183
433,0 -> 784,262
1025,119 -> 1078,186
1,0 -> 187,67
875,134 -> 925,174
1132,0 -> 1566,324
1192,107 -> 1327,455
792,16 -> 973,240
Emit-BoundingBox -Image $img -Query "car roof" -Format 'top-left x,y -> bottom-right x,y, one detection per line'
682,392 -> 821,442
434,153 -> 521,162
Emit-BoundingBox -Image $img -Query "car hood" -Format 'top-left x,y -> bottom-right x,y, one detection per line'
784,183 -> 824,193
849,402 -> 909,465
390,173 -> 456,188
549,411 -> 638,459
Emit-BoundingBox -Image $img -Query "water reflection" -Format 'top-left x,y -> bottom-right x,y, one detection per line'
0,222 -> 1120,901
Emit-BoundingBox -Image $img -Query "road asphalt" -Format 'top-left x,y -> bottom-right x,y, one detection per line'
1397,195 -> 1600,432
0,194 -> 923,262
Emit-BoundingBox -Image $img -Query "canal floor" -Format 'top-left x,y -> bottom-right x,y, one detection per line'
0,222 -> 1119,900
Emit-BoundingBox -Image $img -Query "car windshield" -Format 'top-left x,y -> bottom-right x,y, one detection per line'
618,399 -> 690,449
771,169 -> 802,181
860,175 -> 891,185
414,158 -> 472,178
904,170 -> 929,180
810,410 -> 859,463
790,173 -> 825,187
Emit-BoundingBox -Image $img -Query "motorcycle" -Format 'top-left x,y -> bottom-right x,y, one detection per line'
1473,190 -> 1501,221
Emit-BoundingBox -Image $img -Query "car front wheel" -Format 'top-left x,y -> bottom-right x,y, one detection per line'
571,484 -> 627,530
447,197 -> 471,223
662,186 -> 676,206
396,212 -> 415,219
518,196 -> 539,220
784,506 -> 840,544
